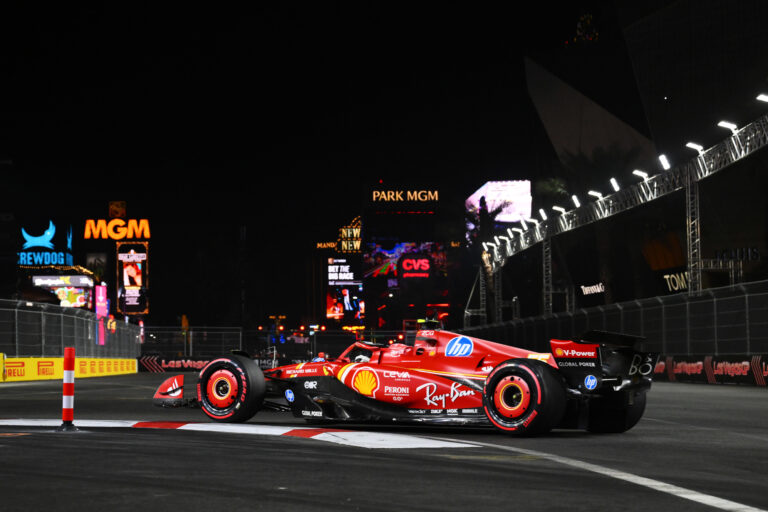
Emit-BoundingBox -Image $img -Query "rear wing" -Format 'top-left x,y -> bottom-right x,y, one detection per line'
575,330 -> 645,349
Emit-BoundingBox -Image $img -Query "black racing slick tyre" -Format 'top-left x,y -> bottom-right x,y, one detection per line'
198,355 -> 265,422
483,359 -> 566,436
587,390 -> 647,433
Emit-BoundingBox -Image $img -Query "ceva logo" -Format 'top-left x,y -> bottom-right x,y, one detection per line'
445,336 -> 474,357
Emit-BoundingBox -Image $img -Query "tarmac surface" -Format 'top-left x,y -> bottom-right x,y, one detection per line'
1,373 -> 767,511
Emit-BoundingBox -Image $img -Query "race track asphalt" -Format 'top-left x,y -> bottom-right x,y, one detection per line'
1,373 -> 766,512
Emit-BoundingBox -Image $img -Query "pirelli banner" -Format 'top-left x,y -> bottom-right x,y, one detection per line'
1,355 -> 137,382
653,354 -> 768,386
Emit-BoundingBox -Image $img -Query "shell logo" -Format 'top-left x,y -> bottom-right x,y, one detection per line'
352,370 -> 378,396
555,348 -> 565,357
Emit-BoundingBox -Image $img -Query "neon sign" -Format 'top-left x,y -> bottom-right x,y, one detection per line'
84,219 -> 151,240
17,221 -> 74,266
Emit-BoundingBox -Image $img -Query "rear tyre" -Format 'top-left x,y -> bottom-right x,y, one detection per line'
483,359 -> 566,436
587,390 -> 647,433
198,355 -> 265,422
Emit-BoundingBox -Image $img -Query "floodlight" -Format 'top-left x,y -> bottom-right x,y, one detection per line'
552,206 -> 566,214
717,121 -> 738,135
571,195 -> 581,208
609,178 -> 620,192
539,208 -> 548,221
588,190 -> 603,199
686,142 -> 704,155
658,154 -> 671,170
632,169 -> 648,180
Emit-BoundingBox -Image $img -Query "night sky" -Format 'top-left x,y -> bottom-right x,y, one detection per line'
1,3 -> 650,326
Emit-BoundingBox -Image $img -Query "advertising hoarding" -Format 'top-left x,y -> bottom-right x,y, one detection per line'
117,241 -> 148,315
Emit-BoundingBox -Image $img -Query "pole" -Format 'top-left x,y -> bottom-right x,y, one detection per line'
57,346 -> 78,432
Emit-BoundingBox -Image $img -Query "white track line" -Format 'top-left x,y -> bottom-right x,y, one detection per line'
443,439 -> 766,512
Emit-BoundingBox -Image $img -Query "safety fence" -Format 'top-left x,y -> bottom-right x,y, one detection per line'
138,327 -> 401,372
460,280 -> 768,356
0,299 -> 141,359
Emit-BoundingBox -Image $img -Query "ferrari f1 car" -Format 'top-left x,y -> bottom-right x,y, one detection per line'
154,328 -> 658,436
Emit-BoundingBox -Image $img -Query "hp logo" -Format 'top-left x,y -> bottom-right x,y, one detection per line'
445,336 -> 474,357
584,375 -> 598,390
284,389 -> 295,403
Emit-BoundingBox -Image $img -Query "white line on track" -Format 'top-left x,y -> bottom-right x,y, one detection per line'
438,438 -> 766,512
0,419 -> 474,450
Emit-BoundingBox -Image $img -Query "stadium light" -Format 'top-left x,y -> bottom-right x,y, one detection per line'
658,154 -> 671,170
511,227 -> 523,234
552,205 -> 566,214
717,121 -> 738,135
686,142 -> 704,155
757,94 -> 768,102
571,195 -> 581,208
482,242 -> 489,252
632,169 -> 648,180
526,218 -> 539,226
588,190 -> 603,199
538,208 -> 548,221
609,178 -> 620,192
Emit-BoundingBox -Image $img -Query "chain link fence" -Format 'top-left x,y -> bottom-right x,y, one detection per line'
142,327 -> 243,359
461,280 -> 768,356
0,299 -> 142,358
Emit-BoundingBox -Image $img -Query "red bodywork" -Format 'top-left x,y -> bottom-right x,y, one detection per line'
267,329 -> 556,413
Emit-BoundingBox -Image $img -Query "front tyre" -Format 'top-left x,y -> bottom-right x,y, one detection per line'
198,355 -> 265,422
483,359 -> 566,436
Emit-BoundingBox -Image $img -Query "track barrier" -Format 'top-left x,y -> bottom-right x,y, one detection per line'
57,347 -> 78,432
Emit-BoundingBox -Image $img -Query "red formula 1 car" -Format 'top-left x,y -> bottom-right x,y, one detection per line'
154,328 -> 658,436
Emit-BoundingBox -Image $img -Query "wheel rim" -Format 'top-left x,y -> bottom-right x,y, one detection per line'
493,375 -> 530,419
206,369 -> 239,409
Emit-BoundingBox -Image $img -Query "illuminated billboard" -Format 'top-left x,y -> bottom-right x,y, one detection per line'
32,275 -> 93,309
117,241 -> 148,315
17,220 -> 74,267
326,284 -> 365,324
363,242 -> 447,284
465,180 -> 532,223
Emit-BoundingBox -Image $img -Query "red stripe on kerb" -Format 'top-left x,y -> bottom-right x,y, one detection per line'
281,428 -> 349,438
132,421 -> 189,429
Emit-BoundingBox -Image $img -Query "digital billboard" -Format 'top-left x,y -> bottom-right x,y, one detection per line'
465,180 -> 532,223
32,276 -> 93,308
117,241 -> 148,315
326,257 -> 364,325
326,284 -> 365,324
363,241 -> 447,285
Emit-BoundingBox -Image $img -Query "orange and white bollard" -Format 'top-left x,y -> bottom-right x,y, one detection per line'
57,346 -> 78,432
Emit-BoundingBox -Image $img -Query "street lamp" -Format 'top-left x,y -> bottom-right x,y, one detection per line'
717,121 -> 738,135
686,142 -> 704,155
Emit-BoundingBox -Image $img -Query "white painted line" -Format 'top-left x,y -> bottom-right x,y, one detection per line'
441,439 -> 766,512
313,431 -> 473,449
178,423 -> 297,436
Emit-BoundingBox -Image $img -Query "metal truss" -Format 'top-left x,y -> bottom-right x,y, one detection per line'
489,112 -> 768,277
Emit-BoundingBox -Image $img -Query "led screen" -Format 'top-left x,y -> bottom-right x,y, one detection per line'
465,180 -> 532,223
